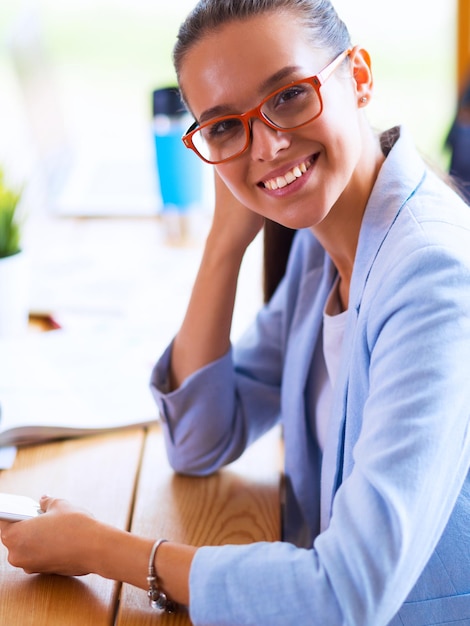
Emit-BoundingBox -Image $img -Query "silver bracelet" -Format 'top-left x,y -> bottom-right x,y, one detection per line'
147,539 -> 176,612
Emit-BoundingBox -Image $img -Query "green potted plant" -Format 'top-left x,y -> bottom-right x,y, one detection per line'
0,168 -> 22,259
0,167 -> 28,337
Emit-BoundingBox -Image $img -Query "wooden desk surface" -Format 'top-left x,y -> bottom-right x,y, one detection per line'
0,425 -> 281,626
0,428 -> 145,626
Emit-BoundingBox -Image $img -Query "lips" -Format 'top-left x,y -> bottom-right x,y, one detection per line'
261,155 -> 317,191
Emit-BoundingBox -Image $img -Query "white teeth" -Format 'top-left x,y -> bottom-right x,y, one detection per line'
264,158 -> 312,191
285,171 -> 297,184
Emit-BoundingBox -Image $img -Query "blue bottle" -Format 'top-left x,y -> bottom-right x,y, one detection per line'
152,87 -> 204,213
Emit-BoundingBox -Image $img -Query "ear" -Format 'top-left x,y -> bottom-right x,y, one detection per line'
350,46 -> 373,107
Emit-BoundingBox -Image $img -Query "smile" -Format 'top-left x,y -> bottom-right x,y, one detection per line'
262,155 -> 317,191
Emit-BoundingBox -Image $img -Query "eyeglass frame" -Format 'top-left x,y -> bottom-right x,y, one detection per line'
182,47 -> 353,165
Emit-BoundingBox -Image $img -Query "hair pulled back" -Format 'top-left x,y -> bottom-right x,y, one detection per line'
173,0 -> 352,302
173,0 -> 351,83
174,0 -> 351,83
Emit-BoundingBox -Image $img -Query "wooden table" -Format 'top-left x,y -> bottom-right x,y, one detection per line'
0,425 -> 281,625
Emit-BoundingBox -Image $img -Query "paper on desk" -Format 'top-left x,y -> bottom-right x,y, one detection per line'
0,329 -> 159,448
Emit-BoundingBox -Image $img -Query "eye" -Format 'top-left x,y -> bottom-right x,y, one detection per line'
202,117 -> 244,142
272,84 -> 310,109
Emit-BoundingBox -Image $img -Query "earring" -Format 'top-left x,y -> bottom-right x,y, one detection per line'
360,96 -> 367,104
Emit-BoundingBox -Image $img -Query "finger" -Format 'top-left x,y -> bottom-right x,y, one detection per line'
39,495 -> 55,512
39,496 -> 91,519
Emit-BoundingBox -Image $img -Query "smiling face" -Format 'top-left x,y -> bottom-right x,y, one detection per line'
179,10 -> 378,230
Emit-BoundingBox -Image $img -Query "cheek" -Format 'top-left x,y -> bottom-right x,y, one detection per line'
216,165 -> 260,209
318,106 -> 363,171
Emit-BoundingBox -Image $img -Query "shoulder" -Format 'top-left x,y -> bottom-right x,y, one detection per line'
360,126 -> 470,276
353,128 -> 470,313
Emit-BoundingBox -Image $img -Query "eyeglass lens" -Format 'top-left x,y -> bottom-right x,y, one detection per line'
191,80 -> 321,163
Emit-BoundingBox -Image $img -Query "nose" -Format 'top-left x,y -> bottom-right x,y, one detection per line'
249,118 -> 291,161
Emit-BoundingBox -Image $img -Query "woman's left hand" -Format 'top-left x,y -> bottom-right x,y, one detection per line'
0,495 -> 99,576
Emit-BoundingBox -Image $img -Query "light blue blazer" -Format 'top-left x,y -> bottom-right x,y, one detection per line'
151,127 -> 470,626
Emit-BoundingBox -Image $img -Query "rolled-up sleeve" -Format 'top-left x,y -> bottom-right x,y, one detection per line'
150,344 -> 248,474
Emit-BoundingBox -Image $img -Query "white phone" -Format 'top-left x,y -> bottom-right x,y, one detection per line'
0,493 -> 43,522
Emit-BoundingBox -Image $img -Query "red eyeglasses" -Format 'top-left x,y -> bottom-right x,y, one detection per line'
182,47 -> 352,164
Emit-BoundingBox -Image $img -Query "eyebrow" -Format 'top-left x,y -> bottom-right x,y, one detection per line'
258,65 -> 300,93
198,65 -> 302,124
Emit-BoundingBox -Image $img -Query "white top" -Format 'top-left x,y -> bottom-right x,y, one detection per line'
311,278 -> 347,450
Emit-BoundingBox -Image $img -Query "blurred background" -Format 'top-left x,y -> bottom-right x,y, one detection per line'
0,0 -> 458,187
0,0 -> 464,346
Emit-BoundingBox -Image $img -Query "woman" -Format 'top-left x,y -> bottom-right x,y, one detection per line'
2,1 -> 470,624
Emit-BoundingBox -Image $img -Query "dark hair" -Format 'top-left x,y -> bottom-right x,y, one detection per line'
174,0 -> 352,301
263,219 -> 296,301
174,0 -> 351,81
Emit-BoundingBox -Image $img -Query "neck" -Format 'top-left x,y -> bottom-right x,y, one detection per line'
311,128 -> 385,309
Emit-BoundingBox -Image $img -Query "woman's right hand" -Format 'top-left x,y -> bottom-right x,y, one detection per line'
0,496 -> 96,577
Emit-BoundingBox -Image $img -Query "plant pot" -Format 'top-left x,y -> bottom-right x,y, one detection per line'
0,251 -> 29,338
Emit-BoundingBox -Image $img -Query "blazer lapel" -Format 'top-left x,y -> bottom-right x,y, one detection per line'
282,256 -> 336,544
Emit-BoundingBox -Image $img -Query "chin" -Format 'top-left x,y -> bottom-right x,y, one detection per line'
260,192 -> 331,231
272,208 -> 328,231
